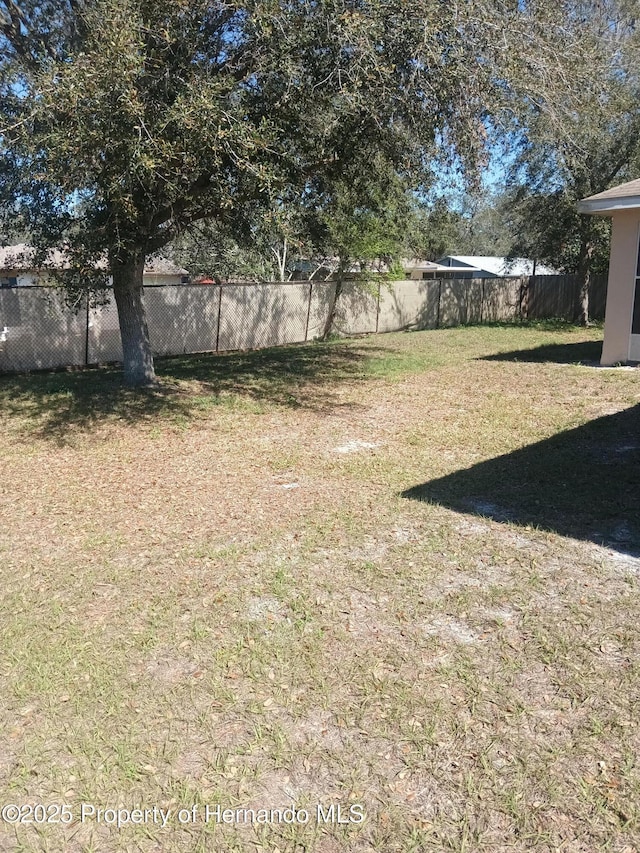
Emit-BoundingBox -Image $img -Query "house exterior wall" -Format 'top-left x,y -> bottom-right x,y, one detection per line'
0,271 -> 185,287
0,271 -> 41,287
142,273 -> 186,286
601,210 -> 640,365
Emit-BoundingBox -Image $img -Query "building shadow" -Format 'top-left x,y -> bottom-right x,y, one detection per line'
480,339 -> 603,365
402,404 -> 640,557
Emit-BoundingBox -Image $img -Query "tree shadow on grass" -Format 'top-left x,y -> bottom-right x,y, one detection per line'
0,341 -> 380,442
402,404 -> 640,557
480,339 -> 603,365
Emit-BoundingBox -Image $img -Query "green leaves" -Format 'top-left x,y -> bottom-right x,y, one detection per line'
0,0 -> 515,266
2,0 -> 591,274
500,1 -> 640,283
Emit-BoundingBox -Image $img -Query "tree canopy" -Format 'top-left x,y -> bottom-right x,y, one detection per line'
500,0 -> 640,321
2,1 -> 629,378
0,0 -> 528,384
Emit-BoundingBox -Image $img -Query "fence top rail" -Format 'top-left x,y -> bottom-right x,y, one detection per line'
0,281 -> 313,290
0,273 -> 608,291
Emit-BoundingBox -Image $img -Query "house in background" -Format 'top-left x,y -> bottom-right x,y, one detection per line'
292,256 -> 393,281
0,245 -> 69,287
402,259 -> 477,280
578,178 -> 640,364
0,244 -> 189,287
435,256 -> 559,279
137,256 -> 190,286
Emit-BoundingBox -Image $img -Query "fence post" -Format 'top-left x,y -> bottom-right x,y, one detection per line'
84,294 -> 90,366
375,282 -> 381,333
215,285 -> 223,352
436,279 -> 442,329
304,281 -> 313,341
526,275 -> 534,321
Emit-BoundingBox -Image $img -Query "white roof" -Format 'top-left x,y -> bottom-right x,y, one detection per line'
403,258 -> 480,273
440,256 -> 558,276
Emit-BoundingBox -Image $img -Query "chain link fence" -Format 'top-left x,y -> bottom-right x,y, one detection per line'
0,274 -> 607,374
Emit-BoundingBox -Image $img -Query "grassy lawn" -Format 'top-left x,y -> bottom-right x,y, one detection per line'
1,322 -> 639,852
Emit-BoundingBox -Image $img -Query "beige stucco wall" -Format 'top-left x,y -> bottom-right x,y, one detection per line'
142,273 -> 185,286
1,271 -> 49,286
601,209 -> 640,365
1,271 -> 183,287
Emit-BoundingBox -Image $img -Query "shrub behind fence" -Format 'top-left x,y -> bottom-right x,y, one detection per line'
0,273 -> 607,374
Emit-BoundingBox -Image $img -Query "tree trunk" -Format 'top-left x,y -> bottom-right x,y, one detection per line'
273,238 -> 288,282
321,259 -> 346,340
577,227 -> 595,327
111,252 -> 157,386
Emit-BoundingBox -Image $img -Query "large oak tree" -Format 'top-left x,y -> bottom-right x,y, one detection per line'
0,0 -> 543,384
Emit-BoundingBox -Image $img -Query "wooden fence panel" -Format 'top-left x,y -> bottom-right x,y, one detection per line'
525,273 -> 608,321
588,274 -> 608,320
527,275 -> 578,320
482,279 -> 522,322
439,280 -> 484,326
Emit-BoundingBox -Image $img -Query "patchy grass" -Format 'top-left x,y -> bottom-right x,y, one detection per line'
1,323 -> 639,852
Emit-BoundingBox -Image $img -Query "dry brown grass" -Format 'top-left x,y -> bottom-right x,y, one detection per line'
1,323 -> 639,852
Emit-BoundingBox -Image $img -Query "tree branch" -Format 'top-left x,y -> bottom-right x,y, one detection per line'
148,173 -> 216,230
147,203 -> 223,253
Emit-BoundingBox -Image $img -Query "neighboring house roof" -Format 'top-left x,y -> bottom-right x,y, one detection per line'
0,244 -> 188,276
294,257 -> 387,275
403,258 -> 479,274
578,178 -> 640,214
0,243 -> 72,270
143,256 -> 189,276
437,255 -> 558,276
404,259 -> 441,272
